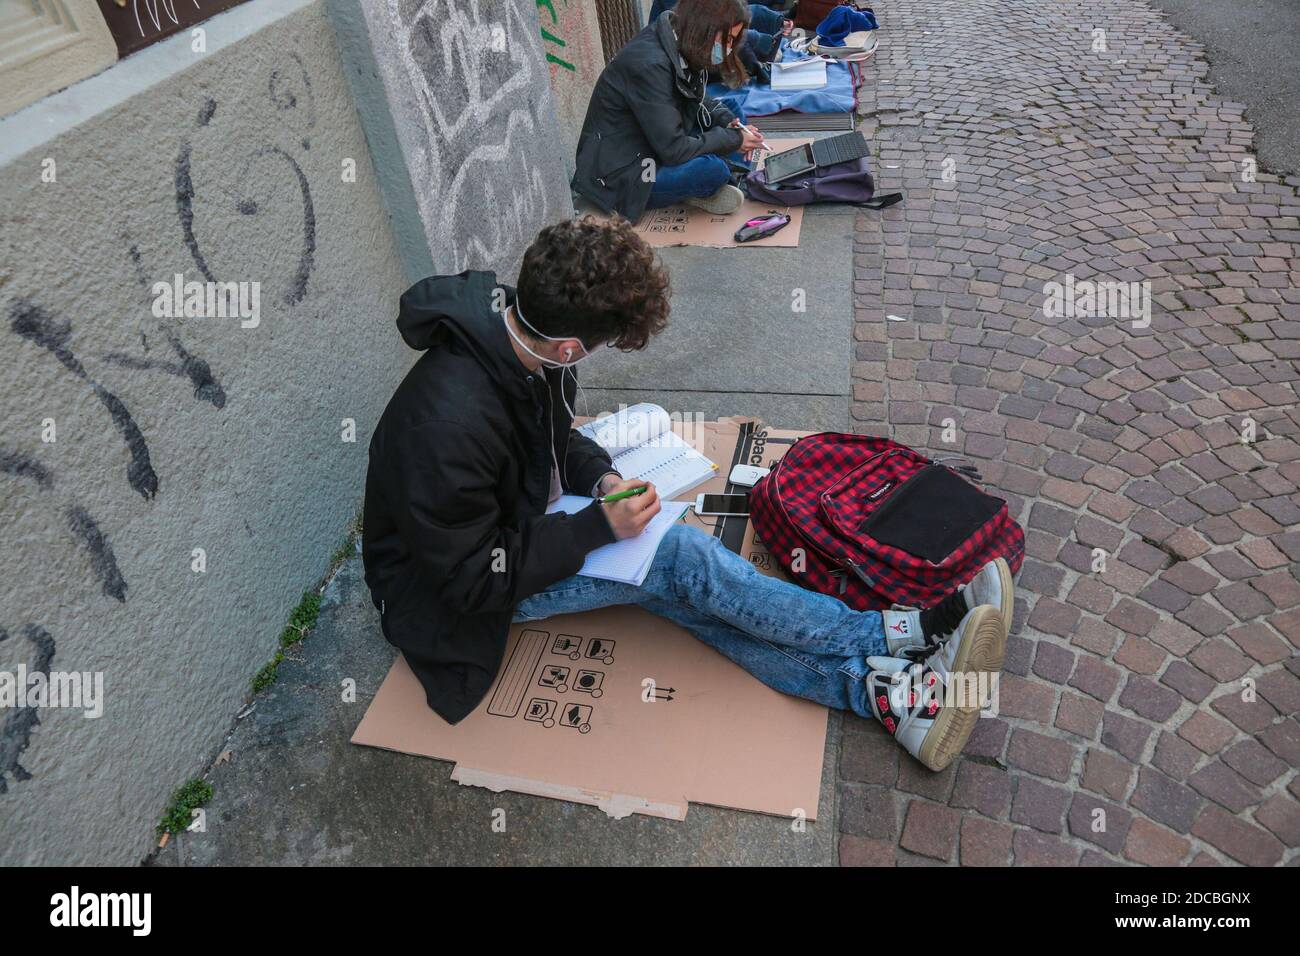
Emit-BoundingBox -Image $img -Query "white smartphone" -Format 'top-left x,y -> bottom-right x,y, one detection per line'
728,464 -> 770,487
695,493 -> 752,517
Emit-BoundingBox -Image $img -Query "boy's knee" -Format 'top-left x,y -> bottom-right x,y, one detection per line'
661,524 -> 716,563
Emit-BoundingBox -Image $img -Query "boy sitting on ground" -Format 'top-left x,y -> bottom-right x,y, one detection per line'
361,217 -> 1012,770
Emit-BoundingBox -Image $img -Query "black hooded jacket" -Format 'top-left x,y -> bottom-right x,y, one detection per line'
362,271 -> 618,723
572,12 -> 743,221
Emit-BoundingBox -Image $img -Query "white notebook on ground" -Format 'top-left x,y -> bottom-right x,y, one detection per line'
575,403 -> 717,500
771,57 -> 828,90
547,495 -> 691,585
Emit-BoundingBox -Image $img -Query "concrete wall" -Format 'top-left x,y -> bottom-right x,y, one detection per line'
536,0 -> 607,169
0,0 -> 580,866
352,0 -> 576,282
0,0 -> 415,864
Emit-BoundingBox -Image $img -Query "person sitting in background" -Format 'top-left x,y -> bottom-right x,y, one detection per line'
648,0 -> 793,81
572,0 -> 767,219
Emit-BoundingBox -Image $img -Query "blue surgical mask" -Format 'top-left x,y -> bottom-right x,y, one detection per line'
710,40 -> 725,65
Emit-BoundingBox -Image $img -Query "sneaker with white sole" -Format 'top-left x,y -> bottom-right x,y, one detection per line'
866,604 -> 1006,771
685,184 -> 744,215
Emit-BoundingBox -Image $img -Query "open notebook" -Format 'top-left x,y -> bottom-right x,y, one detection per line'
547,496 -> 691,585
575,403 -> 717,500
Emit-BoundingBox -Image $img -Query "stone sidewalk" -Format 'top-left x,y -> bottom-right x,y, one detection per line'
839,0 -> 1300,865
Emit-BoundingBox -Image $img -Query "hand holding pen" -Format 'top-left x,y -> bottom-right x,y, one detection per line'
599,478 -> 660,540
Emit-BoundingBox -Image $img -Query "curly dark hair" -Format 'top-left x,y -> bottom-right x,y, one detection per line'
516,216 -> 671,352
673,0 -> 750,88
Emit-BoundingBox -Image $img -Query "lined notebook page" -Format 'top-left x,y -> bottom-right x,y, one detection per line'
578,403 -> 718,500
609,431 -> 716,500
547,496 -> 691,585
576,402 -> 672,457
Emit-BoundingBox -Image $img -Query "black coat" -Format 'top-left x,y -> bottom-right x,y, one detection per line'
362,271 -> 618,723
572,12 -> 744,221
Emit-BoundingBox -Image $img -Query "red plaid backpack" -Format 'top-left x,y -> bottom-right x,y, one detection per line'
748,433 -> 1024,611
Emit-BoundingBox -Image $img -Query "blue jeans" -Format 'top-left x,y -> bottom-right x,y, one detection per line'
646,100 -> 752,209
739,7 -> 783,65
646,155 -> 732,208
513,525 -> 885,716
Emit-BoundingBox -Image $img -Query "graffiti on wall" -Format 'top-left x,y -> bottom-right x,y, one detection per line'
0,626 -> 56,794
529,0 -> 608,164
390,0 -> 564,275
536,0 -> 576,71
0,56 -> 320,795
94,0 -> 250,58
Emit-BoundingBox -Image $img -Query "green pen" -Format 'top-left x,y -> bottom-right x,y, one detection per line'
598,485 -> 648,504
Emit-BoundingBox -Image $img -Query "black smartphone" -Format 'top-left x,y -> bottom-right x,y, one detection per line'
694,493 -> 752,516
734,212 -> 791,243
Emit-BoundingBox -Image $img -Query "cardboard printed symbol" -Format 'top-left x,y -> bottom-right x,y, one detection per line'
586,638 -> 615,664
525,698 -> 558,727
552,634 -> 582,660
486,629 -> 548,718
559,702 -> 593,734
573,669 -> 605,698
538,664 -> 570,692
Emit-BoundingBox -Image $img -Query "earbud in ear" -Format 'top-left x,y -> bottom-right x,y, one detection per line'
564,349 -> 574,360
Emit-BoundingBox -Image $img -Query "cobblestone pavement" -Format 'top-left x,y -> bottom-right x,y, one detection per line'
842,0 -> 1300,865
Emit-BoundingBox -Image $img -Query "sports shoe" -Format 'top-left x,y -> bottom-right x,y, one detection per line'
866,604 -> 1006,771
960,557 -> 1014,630
879,588 -> 971,656
685,184 -> 744,215
879,559 -> 1013,656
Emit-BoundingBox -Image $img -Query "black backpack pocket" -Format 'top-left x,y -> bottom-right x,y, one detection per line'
857,465 -> 1004,563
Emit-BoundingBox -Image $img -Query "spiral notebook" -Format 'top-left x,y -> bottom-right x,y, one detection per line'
547,496 -> 692,585
576,403 -> 717,500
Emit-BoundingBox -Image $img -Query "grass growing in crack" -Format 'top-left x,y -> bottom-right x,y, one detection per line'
280,591 -> 321,648
250,513 -> 361,693
157,778 -> 213,835
252,651 -> 285,692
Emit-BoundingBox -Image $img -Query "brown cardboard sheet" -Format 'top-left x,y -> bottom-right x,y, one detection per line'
626,138 -> 812,249
351,418 -> 829,820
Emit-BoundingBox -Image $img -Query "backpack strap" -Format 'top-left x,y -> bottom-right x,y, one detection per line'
853,192 -> 904,210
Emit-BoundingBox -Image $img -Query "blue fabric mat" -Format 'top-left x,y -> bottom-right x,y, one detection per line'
708,44 -> 859,119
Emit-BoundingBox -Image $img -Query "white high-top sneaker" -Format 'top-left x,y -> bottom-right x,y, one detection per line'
865,604 -> 1005,771
879,559 -> 1013,658
959,558 -> 1014,631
